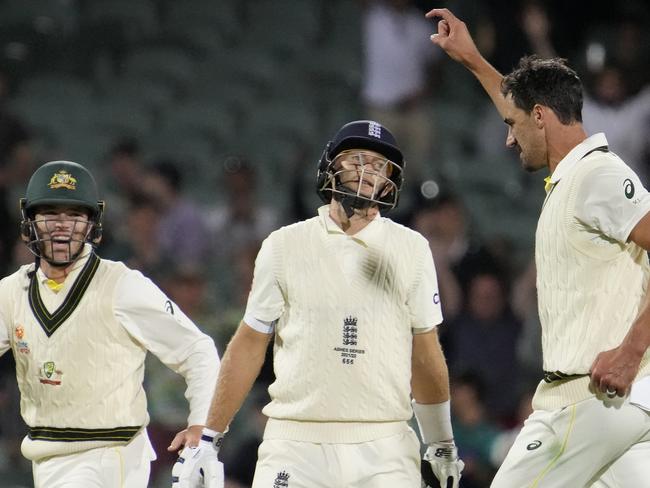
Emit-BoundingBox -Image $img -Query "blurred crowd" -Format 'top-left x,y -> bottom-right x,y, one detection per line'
1,1 -> 649,487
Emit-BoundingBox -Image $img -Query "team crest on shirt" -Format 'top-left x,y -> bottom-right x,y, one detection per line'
273,470 -> 290,487
38,361 -> 63,385
48,170 -> 77,190
332,315 -> 365,365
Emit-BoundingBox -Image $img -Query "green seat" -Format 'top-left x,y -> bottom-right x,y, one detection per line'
121,44 -> 198,95
81,0 -> 159,43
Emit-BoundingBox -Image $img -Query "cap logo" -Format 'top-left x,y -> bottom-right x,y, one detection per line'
368,121 -> 382,139
48,170 -> 77,190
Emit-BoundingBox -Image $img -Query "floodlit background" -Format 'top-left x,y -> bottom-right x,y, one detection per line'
0,1 -> 648,486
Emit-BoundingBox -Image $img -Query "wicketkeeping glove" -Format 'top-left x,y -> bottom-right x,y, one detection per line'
171,432 -> 224,488
424,441 -> 464,488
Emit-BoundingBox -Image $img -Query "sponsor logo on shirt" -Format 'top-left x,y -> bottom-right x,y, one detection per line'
165,299 -> 175,315
624,178 -> 635,199
527,440 -> 542,451
15,325 -> 30,354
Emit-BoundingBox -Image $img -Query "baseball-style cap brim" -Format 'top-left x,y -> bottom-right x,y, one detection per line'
25,198 -> 98,216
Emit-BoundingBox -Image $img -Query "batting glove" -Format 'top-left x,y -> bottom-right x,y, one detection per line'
424,441 -> 464,488
171,431 -> 224,488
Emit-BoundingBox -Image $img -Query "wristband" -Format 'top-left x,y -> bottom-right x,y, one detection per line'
412,399 -> 454,444
201,427 -> 225,450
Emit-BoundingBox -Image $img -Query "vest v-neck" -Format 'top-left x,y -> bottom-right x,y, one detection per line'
29,253 -> 101,337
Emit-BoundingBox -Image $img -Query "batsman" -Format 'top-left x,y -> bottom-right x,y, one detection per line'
171,120 -> 464,488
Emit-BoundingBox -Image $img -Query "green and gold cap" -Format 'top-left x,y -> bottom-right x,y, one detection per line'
23,161 -> 100,216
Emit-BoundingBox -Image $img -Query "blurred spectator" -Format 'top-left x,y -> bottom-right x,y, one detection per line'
361,0 -> 442,181
144,159 -> 210,268
511,257 -> 543,388
205,156 -> 280,308
514,3 -> 650,183
105,136 -> 146,202
490,388 -> 535,469
450,372 -> 502,488
205,156 -> 280,272
0,72 -> 33,276
447,271 -> 521,421
409,196 -> 463,320
99,137 -> 148,259
119,193 -> 163,277
410,191 -> 504,297
582,64 -> 650,183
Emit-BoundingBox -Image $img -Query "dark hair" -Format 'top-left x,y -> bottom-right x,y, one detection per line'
109,136 -> 140,158
151,159 -> 183,193
501,55 -> 583,124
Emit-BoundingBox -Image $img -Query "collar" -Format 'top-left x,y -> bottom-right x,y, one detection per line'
548,132 -> 608,186
317,205 -> 383,245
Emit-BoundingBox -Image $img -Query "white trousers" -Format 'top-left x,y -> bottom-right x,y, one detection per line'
32,429 -> 157,488
252,429 -> 422,488
491,395 -> 650,488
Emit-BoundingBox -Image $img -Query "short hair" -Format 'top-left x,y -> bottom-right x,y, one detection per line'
151,159 -> 182,193
501,55 -> 583,124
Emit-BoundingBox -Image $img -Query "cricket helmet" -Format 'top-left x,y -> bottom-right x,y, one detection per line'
316,120 -> 405,214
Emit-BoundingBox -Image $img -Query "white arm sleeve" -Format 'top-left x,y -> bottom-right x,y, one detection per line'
243,235 -> 284,333
114,270 -> 220,426
407,238 -> 444,332
0,279 -> 13,357
0,315 -> 10,357
575,163 -> 650,243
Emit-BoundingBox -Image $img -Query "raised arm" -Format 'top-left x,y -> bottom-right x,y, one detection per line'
426,8 -> 508,118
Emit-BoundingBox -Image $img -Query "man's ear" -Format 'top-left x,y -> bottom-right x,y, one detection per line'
533,104 -> 546,128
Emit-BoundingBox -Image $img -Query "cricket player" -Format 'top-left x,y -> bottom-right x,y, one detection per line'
0,160 -> 220,487
427,8 -> 650,487
171,120 -> 464,487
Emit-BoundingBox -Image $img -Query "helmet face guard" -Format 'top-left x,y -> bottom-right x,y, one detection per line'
20,203 -> 102,266
317,149 -> 403,211
20,161 -> 104,266
316,121 -> 405,215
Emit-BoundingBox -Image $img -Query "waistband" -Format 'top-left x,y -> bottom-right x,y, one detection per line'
23,426 -> 145,462
263,419 -> 411,444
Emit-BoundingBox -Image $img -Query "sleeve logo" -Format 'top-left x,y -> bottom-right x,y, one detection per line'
624,179 -> 635,199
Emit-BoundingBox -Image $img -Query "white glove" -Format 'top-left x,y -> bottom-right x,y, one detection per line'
424,441 -> 464,488
171,434 -> 224,488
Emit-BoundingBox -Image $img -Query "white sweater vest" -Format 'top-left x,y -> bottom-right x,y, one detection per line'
2,256 -> 148,460
533,150 -> 650,409
261,217 -> 430,438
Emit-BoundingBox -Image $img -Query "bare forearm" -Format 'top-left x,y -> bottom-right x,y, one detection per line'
464,53 -> 508,119
205,322 -> 271,432
411,329 -> 450,404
